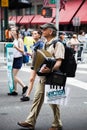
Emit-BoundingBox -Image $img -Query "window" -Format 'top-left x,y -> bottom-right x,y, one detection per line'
37,5 -> 43,15
25,6 -> 35,15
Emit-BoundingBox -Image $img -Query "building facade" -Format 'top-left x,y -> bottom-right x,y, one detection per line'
0,0 -> 87,41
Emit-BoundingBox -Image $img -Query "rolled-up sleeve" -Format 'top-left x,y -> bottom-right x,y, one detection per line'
54,42 -> 65,59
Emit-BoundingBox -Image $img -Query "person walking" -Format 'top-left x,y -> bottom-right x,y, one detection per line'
77,30 -> 86,61
20,30 -> 44,101
17,23 -> 65,130
8,27 -> 28,96
68,34 -> 80,52
68,34 -> 80,61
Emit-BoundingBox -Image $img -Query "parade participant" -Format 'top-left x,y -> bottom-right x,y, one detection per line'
68,34 -> 79,53
77,30 -> 86,61
8,27 -> 28,96
17,23 -> 65,130
20,30 -> 44,101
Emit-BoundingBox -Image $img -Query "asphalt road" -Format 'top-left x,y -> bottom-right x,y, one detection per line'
0,63 -> 87,130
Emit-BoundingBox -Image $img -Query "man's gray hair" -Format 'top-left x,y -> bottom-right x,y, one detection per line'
49,28 -> 57,37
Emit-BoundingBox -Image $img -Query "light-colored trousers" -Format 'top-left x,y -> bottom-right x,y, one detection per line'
25,77 -> 62,127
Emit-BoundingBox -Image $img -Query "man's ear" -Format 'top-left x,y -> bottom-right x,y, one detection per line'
49,29 -> 53,35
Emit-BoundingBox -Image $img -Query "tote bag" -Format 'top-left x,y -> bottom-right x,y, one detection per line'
44,85 -> 70,105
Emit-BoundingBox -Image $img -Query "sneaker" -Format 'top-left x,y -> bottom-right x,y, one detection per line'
22,86 -> 28,95
20,96 -> 30,101
8,91 -> 18,96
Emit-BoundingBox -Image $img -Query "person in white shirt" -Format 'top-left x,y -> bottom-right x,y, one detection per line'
8,27 -> 28,96
68,34 -> 80,53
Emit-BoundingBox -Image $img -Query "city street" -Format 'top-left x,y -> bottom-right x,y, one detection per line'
0,63 -> 87,130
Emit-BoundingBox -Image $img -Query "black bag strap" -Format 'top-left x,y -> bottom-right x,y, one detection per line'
47,39 -> 66,49
45,39 -> 58,50
49,39 -> 58,48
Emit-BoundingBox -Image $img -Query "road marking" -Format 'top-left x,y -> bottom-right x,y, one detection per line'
77,64 -> 87,69
21,67 -> 31,72
67,78 -> 87,90
84,102 -> 87,104
76,70 -> 87,74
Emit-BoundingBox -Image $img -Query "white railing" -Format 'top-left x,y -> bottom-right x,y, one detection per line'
0,42 -> 87,66
0,42 -> 6,65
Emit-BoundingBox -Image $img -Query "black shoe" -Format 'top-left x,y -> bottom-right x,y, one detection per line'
22,86 -> 28,95
31,66 -> 34,70
20,96 -> 30,101
8,91 -> 18,96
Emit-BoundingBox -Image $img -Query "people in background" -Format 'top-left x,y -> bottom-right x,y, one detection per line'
58,32 -> 66,46
20,30 -> 44,101
68,34 -> 80,53
77,30 -> 86,61
8,27 -> 28,96
68,34 -> 80,61
23,27 -> 31,37
5,27 -> 13,42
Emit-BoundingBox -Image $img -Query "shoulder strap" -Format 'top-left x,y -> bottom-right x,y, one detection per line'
48,39 -> 58,49
50,39 -> 64,49
45,39 -> 66,50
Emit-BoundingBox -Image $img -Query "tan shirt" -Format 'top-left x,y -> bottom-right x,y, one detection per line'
45,38 -> 65,60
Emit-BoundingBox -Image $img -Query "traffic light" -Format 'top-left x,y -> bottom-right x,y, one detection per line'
41,7 -> 52,18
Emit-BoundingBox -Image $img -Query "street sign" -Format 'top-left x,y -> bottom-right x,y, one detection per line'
50,0 -> 56,4
1,0 -> 9,7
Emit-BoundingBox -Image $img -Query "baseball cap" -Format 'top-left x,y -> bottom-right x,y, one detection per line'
59,32 -> 66,36
73,34 -> 77,38
40,23 -> 57,31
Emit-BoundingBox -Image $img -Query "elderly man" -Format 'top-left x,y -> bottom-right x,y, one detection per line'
17,23 -> 65,130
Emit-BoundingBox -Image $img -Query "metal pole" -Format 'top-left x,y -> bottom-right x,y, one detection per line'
4,7 -> 8,41
56,0 -> 60,37
1,7 -> 4,41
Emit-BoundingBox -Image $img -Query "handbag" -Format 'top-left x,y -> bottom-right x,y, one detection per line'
23,45 -> 29,64
44,84 -> 70,105
45,70 -> 67,87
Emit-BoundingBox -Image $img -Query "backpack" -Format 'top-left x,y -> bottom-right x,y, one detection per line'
23,45 -> 29,64
51,40 -> 77,77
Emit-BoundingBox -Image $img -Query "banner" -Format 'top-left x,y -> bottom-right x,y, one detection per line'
6,43 -> 14,93
44,85 -> 70,105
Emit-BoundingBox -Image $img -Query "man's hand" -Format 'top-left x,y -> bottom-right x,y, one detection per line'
40,64 -> 51,73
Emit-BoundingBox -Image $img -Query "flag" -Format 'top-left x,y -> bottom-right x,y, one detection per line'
60,0 -> 67,11
43,0 -> 49,6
